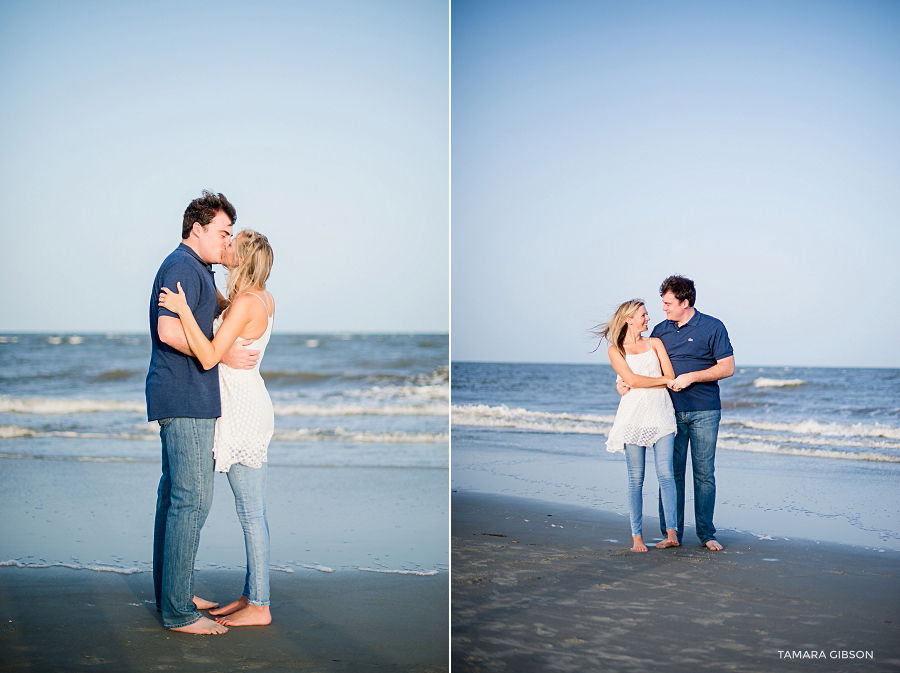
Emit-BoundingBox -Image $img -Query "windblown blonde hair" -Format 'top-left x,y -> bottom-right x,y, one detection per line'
591,299 -> 645,357
226,229 -> 274,305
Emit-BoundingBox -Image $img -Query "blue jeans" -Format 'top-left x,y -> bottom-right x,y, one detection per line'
153,417 -> 215,628
624,433 -> 676,537
659,409 -> 721,544
227,462 -> 270,606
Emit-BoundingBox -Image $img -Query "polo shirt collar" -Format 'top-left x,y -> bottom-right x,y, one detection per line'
671,308 -> 702,329
177,242 -> 213,272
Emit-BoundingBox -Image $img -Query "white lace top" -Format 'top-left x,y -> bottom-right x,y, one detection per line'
605,347 -> 676,453
212,292 -> 275,472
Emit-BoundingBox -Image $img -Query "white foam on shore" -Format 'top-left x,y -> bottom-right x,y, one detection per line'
752,378 -> 806,388
0,425 -> 448,445
724,418 -> 900,440
274,428 -> 448,443
274,402 -> 447,416
452,404 -> 615,433
0,559 -> 142,574
717,439 -> 900,462
343,383 -> 450,401
358,567 -> 439,576
0,396 -> 145,414
0,395 -> 448,417
296,563 -> 335,573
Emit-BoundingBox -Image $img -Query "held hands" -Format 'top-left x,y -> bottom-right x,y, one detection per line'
159,282 -> 189,315
668,373 -> 693,392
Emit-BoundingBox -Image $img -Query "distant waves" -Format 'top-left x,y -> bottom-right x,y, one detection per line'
452,403 -> 900,462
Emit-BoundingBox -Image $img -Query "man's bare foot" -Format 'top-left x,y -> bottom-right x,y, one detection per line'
209,596 -> 248,617
655,533 -> 680,549
704,539 -> 723,551
193,596 -> 219,610
630,535 -> 648,552
215,605 -> 272,627
169,616 -> 228,635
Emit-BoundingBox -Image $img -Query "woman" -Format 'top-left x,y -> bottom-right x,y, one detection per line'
159,229 -> 275,626
596,299 -> 679,553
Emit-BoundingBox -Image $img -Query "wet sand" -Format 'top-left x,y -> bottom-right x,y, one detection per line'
452,490 -> 900,673
1,566 -> 447,672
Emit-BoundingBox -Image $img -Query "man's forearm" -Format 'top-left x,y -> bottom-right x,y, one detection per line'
684,357 -> 734,384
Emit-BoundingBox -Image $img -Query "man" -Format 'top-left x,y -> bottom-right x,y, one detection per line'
617,275 -> 734,551
145,191 -> 258,634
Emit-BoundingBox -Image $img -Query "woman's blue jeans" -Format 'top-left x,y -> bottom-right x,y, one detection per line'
227,462 -> 270,606
153,417 -> 215,629
624,433 -> 676,537
658,409 -> 720,544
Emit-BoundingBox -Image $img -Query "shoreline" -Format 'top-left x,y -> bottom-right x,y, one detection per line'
452,489 -> 900,672
1,566 -> 448,672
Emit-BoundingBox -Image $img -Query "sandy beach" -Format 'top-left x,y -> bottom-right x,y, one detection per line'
1,566 -> 446,672
452,490 -> 900,673
0,456 -> 449,671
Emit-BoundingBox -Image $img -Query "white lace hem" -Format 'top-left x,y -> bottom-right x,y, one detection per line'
605,423 -> 676,453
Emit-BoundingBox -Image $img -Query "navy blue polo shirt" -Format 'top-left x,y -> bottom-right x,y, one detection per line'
650,309 -> 733,412
145,243 -> 221,421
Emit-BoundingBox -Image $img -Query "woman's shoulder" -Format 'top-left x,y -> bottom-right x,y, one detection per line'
235,290 -> 274,316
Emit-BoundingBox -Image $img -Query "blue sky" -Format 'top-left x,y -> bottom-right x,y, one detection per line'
452,0 -> 900,367
0,0 -> 448,333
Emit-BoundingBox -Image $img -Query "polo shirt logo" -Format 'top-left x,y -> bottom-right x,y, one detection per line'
688,338 -> 693,341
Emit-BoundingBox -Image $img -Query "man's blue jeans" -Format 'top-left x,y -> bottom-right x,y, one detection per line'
153,417 -> 215,629
659,409 -> 720,544
227,462 -> 270,606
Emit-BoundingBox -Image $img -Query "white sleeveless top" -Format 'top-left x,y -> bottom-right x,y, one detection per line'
212,292 -> 275,472
605,347 -> 676,453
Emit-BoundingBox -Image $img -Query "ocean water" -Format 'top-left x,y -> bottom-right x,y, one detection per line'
0,333 -> 448,576
0,333 -> 448,467
451,362 -> 900,550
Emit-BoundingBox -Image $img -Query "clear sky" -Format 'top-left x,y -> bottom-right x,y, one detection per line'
0,0 -> 448,334
452,0 -> 900,367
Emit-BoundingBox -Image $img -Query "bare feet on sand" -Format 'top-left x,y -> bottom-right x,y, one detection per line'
193,596 -> 219,610
630,535 -> 648,552
209,596 -> 247,617
655,532 -> 680,549
704,539 -> 724,551
215,604 -> 272,627
169,616 -> 228,635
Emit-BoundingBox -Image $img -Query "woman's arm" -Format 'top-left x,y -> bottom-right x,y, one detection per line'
651,338 -> 676,379
608,346 -> 672,388
159,282 -> 256,370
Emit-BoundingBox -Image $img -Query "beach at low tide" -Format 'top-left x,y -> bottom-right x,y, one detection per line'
452,490 -> 899,673
0,333 -> 449,670
451,362 -> 900,671
0,456 -> 448,672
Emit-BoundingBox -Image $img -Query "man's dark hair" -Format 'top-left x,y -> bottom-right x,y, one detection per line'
659,275 -> 696,307
182,191 -> 237,239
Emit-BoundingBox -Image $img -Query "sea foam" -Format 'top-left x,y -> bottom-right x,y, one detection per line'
752,378 -> 806,388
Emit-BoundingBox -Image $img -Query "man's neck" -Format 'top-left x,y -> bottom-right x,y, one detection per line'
677,307 -> 695,328
180,238 -> 212,267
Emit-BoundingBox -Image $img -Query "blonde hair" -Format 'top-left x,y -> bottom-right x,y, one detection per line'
591,299 -> 645,357
226,229 -> 274,305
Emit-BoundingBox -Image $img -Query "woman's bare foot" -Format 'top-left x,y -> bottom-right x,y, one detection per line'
704,539 -> 723,551
209,596 -> 248,617
630,535 -> 648,552
169,616 -> 228,635
655,532 -> 680,549
193,596 -> 219,610
215,605 -> 271,627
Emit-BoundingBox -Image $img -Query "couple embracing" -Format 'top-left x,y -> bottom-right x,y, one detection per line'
597,275 -> 734,553
146,191 -> 276,634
